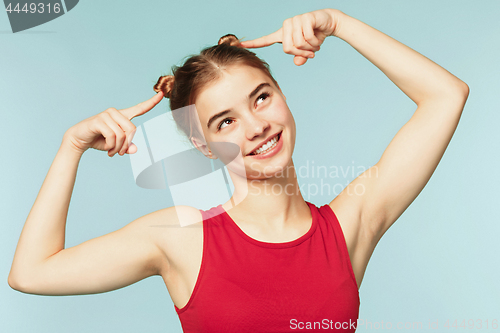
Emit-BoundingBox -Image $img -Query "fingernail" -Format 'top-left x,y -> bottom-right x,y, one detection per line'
126,143 -> 137,155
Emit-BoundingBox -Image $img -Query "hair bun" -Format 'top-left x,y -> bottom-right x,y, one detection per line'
154,75 -> 175,99
218,34 -> 241,47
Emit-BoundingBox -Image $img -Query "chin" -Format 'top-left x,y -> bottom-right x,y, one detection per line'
244,151 -> 292,180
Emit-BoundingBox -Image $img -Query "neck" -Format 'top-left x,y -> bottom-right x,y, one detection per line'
223,159 -> 310,230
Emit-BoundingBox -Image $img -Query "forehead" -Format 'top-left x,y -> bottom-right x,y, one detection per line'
194,65 -> 272,119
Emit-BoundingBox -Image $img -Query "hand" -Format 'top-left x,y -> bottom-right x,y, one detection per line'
240,9 -> 342,66
63,92 -> 163,156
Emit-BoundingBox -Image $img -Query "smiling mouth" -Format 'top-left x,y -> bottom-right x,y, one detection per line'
248,132 -> 282,156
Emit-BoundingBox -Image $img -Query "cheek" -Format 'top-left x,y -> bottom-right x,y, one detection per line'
273,104 -> 295,130
206,132 -> 246,156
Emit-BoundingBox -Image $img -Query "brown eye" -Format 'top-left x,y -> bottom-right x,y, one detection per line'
218,118 -> 234,130
256,92 -> 270,106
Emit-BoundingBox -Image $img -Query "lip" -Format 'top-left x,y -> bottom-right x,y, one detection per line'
247,131 -> 283,159
247,131 -> 282,156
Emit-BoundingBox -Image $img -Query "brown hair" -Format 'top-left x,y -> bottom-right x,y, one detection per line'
154,34 -> 279,142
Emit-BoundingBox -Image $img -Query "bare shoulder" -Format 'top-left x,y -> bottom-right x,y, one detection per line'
138,205 -> 204,276
138,205 -> 203,228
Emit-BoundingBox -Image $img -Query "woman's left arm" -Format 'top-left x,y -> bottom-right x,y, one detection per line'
329,9 -> 469,239
242,9 -> 469,240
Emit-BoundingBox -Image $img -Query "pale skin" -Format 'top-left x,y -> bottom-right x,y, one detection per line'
8,8 -> 468,312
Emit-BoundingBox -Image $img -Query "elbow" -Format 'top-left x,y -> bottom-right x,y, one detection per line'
8,273 -> 34,294
456,80 -> 470,102
454,81 -> 469,115
451,79 -> 470,106
439,77 -> 469,102
8,274 -> 23,292
438,79 -> 469,111
419,79 -> 469,107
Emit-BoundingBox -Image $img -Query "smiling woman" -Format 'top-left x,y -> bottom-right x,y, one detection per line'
8,7 -> 469,333
153,34 -> 283,154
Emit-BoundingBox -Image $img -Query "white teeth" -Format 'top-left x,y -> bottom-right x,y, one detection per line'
253,135 -> 279,155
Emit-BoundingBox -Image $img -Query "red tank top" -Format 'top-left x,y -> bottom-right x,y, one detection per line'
175,201 -> 360,332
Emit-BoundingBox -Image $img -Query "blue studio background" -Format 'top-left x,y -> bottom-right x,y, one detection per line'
1,0 -> 499,332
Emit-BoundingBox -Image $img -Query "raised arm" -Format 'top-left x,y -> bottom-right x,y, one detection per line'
241,9 -> 469,287
328,10 -> 468,287
8,93 -> 172,295
327,9 -> 469,238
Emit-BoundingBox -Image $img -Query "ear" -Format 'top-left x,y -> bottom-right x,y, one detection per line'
191,136 -> 217,159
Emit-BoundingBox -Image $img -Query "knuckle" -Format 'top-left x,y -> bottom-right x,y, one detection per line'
127,122 -> 136,133
295,40 -> 306,48
98,112 -> 109,120
92,117 -> 104,127
116,132 -> 125,141
304,12 -> 314,21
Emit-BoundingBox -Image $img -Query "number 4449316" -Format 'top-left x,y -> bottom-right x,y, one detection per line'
444,319 -> 498,329
5,3 -> 62,14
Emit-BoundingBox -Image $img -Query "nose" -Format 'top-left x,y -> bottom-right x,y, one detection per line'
245,114 -> 270,141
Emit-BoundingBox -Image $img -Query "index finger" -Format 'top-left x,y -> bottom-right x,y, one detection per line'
120,91 -> 164,120
239,28 -> 282,49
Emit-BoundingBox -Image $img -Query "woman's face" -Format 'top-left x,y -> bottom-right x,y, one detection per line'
194,65 -> 296,180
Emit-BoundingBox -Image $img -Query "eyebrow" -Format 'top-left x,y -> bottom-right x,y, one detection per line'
206,82 -> 271,129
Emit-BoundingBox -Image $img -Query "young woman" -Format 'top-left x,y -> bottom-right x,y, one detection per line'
9,8 -> 468,332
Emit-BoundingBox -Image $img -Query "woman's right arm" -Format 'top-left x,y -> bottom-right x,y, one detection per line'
7,93 -> 176,295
